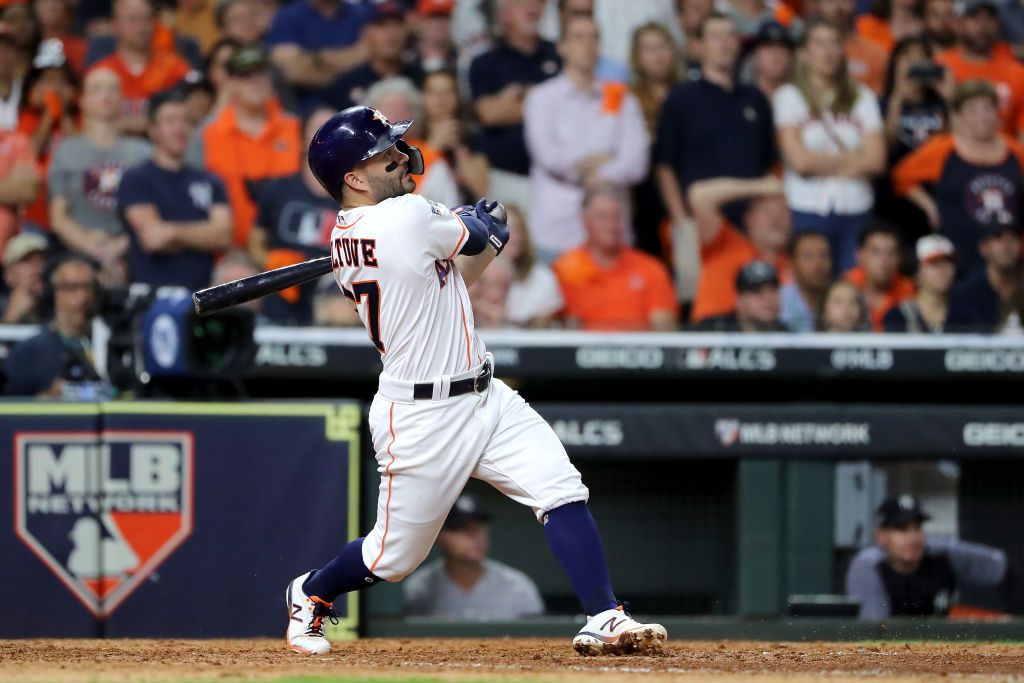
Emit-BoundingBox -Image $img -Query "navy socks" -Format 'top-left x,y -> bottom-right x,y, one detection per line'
302,537 -> 382,602
544,501 -> 618,616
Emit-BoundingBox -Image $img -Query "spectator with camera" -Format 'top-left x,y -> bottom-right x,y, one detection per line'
4,254 -> 106,398
817,279 -> 871,332
690,260 -> 788,332
0,232 -> 47,324
524,12 -> 648,259
934,0 -> 1024,136
884,234 -> 957,332
844,222 -> 915,330
947,221 -> 1021,331
882,38 -> 951,165
687,175 -> 791,323
780,231 -> 833,332
117,88 -> 231,293
892,80 -> 1024,275
553,184 -> 678,331
421,69 -> 491,205
846,495 -> 1014,619
774,19 -> 886,273
49,67 -> 151,287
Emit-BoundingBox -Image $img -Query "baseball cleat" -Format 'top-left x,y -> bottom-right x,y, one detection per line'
285,571 -> 338,655
572,605 -> 667,656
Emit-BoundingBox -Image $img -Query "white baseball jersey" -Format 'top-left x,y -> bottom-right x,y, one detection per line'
329,194 -> 487,382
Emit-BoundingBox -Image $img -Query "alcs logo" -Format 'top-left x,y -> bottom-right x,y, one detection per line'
14,432 -> 193,617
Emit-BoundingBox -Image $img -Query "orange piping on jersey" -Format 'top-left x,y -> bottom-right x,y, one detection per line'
370,402 -> 397,573
458,295 -> 472,371
447,213 -> 469,260
336,215 -> 365,230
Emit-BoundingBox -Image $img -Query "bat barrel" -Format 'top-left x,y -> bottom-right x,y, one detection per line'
192,256 -> 334,315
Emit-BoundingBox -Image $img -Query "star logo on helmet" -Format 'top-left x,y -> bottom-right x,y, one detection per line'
372,109 -> 390,126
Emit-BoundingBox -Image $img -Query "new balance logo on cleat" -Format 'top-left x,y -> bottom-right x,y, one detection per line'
573,606 -> 668,656
285,571 -> 338,655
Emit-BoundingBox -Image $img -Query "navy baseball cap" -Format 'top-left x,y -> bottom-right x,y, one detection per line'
369,1 -> 407,22
958,0 -> 999,16
443,494 -> 491,531
979,219 -> 1022,239
877,495 -> 931,529
752,21 -> 794,50
736,260 -> 779,292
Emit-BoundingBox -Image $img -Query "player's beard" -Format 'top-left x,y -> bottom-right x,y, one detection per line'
368,169 -> 416,202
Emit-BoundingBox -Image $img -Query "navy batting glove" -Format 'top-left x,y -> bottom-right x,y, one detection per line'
474,199 -> 509,255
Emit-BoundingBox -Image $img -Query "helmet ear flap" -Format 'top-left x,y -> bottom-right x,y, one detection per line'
395,139 -> 424,175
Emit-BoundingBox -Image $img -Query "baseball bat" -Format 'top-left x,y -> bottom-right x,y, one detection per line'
192,201 -> 508,316
193,255 -> 332,315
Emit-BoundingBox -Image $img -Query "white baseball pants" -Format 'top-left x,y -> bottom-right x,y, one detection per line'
360,373 -> 588,582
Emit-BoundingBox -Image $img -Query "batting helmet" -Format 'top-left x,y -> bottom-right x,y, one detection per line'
307,106 -> 425,201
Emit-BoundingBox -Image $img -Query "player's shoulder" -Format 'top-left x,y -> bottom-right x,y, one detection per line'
849,545 -> 888,572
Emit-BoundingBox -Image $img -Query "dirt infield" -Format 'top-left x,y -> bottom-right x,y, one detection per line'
2,638 -> 1023,682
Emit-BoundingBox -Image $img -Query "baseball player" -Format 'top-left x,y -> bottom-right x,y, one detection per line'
284,106 -> 667,656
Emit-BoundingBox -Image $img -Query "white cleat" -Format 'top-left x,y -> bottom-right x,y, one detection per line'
285,571 -> 337,655
573,605 -> 668,656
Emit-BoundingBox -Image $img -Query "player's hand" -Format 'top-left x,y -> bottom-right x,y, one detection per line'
473,198 -> 509,255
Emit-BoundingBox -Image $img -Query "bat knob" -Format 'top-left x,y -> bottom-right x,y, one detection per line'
487,202 -> 507,224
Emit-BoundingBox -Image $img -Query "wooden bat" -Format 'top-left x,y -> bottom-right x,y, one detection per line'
193,256 -> 332,316
192,202 -> 507,316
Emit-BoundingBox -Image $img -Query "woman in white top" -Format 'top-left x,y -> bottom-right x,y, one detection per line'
773,19 -> 886,273
503,204 -> 563,329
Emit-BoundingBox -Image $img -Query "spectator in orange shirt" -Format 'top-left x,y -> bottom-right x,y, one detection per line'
934,0 -> 1024,136
687,174 -> 791,322
892,80 -> 1024,274
854,0 -> 924,52
33,0 -> 86,76
817,0 -> 888,94
690,260 -> 789,332
188,45 -> 301,248
553,184 -> 679,331
90,0 -> 191,136
923,0 -> 957,49
844,222 -> 916,330
0,128 -> 40,254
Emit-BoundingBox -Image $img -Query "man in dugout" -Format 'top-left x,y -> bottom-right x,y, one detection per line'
846,494 -> 1021,619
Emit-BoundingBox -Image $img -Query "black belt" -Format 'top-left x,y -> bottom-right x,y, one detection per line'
413,360 -> 492,400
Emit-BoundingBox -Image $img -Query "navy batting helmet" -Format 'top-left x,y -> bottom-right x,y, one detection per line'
308,106 -> 425,201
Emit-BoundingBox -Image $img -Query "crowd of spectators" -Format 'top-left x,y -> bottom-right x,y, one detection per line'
2,0 -> 1024,335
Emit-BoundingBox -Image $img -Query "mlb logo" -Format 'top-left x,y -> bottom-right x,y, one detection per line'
14,431 -> 194,618
715,419 -> 740,447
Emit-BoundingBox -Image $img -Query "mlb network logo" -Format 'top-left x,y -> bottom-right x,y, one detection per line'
14,431 -> 194,618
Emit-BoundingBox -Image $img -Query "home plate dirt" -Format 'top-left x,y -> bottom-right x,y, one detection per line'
2,638 -> 1023,682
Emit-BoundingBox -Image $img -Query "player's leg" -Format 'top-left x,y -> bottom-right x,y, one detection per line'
472,379 -> 667,655
287,394 -> 488,654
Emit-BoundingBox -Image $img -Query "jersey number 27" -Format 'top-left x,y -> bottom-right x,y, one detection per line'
341,280 -> 385,353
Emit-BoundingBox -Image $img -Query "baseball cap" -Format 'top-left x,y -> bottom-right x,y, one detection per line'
979,218 -> 1022,239
877,494 -> 930,529
369,0 -> 407,22
226,45 -> 270,76
3,233 -> 48,268
442,494 -> 491,531
752,21 -> 794,50
916,234 -> 955,264
417,0 -> 453,15
957,0 -> 999,16
736,260 -> 779,292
